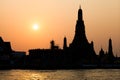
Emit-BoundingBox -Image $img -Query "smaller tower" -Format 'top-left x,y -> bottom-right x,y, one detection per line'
50,40 -> 59,50
108,38 -> 114,57
63,37 -> 67,50
108,38 -> 114,63
50,40 -> 55,50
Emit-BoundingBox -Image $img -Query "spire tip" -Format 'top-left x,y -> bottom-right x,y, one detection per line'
79,5 -> 81,9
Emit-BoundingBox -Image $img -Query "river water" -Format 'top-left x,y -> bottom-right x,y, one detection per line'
0,69 -> 119,80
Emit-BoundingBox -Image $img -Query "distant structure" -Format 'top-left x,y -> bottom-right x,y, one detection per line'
0,37 -> 12,55
50,40 -> 59,50
108,38 -> 114,61
0,37 -> 26,69
107,38 -> 115,63
0,37 -> 12,68
98,38 -> 115,65
63,37 -> 67,50
69,6 -> 97,64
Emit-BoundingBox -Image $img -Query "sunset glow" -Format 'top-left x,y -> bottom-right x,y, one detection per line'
0,0 -> 119,56
33,24 -> 39,30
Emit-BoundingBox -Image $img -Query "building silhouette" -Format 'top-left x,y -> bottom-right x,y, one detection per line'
0,37 -> 12,68
50,40 -> 59,50
69,6 -> 97,65
0,6 -> 120,69
28,6 -> 119,69
63,37 -> 67,50
98,38 -> 115,65
108,38 -> 114,62
0,37 -> 26,69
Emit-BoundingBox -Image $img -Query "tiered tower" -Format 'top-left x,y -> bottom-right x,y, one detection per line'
69,6 -> 97,64
70,6 -> 88,48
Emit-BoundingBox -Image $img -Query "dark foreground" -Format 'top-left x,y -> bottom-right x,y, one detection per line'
0,64 -> 120,70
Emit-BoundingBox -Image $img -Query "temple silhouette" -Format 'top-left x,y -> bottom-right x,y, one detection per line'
69,6 -> 97,65
0,6 -> 120,69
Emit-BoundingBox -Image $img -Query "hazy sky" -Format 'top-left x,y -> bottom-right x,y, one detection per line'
0,0 -> 120,56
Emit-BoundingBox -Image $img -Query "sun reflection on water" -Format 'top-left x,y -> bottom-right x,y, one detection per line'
0,69 -> 119,80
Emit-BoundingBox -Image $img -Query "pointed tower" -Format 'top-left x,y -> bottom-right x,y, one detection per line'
70,6 -> 89,48
69,6 -> 97,64
63,37 -> 67,50
108,38 -> 114,59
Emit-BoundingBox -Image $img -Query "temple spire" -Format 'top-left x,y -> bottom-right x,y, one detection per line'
108,38 -> 114,57
63,36 -> 67,50
78,5 -> 83,20
79,5 -> 81,9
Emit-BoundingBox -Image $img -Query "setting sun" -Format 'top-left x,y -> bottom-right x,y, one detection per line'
33,24 -> 39,30
0,0 -> 119,57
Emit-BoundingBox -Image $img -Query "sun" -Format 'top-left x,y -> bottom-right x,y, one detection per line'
33,24 -> 39,30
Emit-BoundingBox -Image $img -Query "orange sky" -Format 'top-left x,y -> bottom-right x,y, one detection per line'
0,0 -> 120,56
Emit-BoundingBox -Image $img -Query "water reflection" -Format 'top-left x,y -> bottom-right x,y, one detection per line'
0,69 -> 119,80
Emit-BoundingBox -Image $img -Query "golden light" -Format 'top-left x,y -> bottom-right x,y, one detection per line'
33,24 -> 39,30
